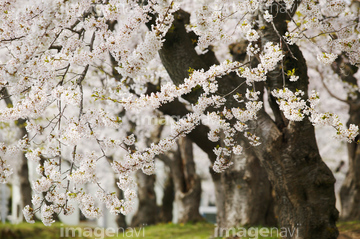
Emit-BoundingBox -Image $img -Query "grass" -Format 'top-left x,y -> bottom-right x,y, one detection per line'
1,221 -> 359,239
337,220 -> 360,238
0,222 -> 83,239
337,220 -> 360,231
116,222 -> 214,239
0,222 -> 214,239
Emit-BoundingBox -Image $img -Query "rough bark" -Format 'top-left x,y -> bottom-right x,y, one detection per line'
244,149 -> 276,226
217,42 -> 276,228
158,137 -> 203,224
250,2 -> 339,237
159,169 -> 174,223
156,98 -> 229,227
253,111 -> 339,239
331,54 -> 360,220
208,168 -> 225,233
172,137 -> 203,223
131,171 -> 158,227
131,123 -> 163,227
340,106 -> 360,220
219,137 -> 276,229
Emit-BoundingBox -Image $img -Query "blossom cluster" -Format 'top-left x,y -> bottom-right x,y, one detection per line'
272,88 -> 359,142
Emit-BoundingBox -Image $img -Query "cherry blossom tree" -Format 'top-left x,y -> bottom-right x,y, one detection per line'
0,0 -> 359,238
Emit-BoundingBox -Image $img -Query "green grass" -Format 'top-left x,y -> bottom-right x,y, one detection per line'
116,222 -> 214,239
0,222 -> 84,239
337,220 -> 360,238
337,220 -> 360,231
1,221 -> 359,239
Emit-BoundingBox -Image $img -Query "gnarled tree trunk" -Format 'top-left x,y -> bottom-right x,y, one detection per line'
173,137 -> 203,223
254,113 -> 339,239
131,122 -> 163,227
340,114 -> 360,220
216,42 -> 276,229
159,169 -> 174,223
155,14 -> 276,229
219,139 -> 276,230
252,3 -> 339,237
147,3 -> 339,237
331,53 -> 360,220
131,171 -> 158,227
243,147 -> 276,226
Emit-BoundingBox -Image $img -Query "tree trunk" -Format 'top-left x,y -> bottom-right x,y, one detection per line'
209,168 -> 226,234
131,121 -> 163,227
238,3 -> 339,238
19,122 -> 32,211
220,141 -> 276,229
131,171 -> 158,227
149,5 -> 339,237
18,148 -> 32,220
243,148 -> 276,226
340,126 -> 360,220
216,42 -> 276,229
253,114 -> 339,239
155,17 -> 276,229
159,170 -> 174,223
172,137 -> 203,223
331,53 -> 360,221
158,99 -> 230,228
213,148 -> 276,238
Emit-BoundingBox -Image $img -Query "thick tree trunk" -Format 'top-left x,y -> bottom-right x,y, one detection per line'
254,40 -> 339,239
254,114 -> 339,239
221,152 -> 249,227
149,5 -> 339,237
159,170 -> 174,223
220,142 -> 276,228
172,137 -> 203,223
243,148 -> 276,226
331,54 -> 360,221
213,149 -> 276,237
240,3 -> 339,238
217,42 -> 276,229
156,14 -> 276,229
158,99 -> 230,228
209,168 -> 226,234
131,171 -> 158,227
340,131 -> 360,220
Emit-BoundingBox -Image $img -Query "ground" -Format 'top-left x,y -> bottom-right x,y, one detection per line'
0,221 -> 359,238
337,221 -> 360,239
